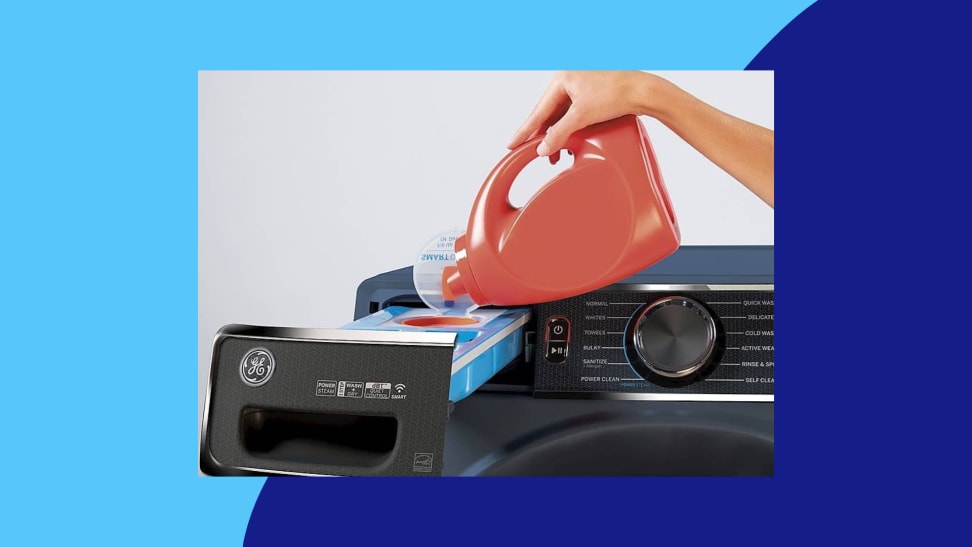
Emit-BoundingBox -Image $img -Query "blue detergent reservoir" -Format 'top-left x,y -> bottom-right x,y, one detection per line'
341,306 -> 531,403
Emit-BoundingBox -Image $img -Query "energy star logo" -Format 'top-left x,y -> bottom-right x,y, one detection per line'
412,453 -> 433,473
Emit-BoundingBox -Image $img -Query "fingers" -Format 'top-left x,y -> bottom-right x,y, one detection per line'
536,102 -> 570,137
537,107 -> 584,156
507,78 -> 568,149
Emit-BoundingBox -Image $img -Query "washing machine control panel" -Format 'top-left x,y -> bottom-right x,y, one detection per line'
533,285 -> 774,401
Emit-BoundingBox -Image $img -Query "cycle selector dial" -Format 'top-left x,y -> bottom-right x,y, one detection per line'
625,296 -> 722,386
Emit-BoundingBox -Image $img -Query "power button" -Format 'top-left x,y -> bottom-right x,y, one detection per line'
545,316 -> 570,363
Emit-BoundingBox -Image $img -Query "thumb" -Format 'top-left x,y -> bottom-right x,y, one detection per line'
537,108 -> 584,156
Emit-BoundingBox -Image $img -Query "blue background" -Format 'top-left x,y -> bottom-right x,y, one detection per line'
2,0 -> 967,545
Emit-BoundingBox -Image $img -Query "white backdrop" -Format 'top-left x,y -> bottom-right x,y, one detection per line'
198,70 -> 774,428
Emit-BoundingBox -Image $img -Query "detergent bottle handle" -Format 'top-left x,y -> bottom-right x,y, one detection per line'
480,135 -> 547,221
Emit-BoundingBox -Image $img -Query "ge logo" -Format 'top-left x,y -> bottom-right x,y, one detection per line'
240,348 -> 275,387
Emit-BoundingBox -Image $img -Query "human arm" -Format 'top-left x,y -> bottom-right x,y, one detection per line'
507,71 -> 775,208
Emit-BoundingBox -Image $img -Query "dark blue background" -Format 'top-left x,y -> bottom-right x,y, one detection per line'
244,1 -> 968,544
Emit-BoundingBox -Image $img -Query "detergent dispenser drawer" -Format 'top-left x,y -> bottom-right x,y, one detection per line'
201,325 -> 456,477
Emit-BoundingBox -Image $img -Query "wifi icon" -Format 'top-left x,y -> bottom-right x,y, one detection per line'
394,384 -> 406,393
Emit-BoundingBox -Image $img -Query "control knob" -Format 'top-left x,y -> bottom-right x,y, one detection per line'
624,296 -> 722,386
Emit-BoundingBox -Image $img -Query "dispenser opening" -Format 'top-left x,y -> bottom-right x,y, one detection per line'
401,316 -> 481,328
241,408 -> 398,468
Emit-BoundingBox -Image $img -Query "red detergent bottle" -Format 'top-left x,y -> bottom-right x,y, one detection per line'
416,115 -> 681,313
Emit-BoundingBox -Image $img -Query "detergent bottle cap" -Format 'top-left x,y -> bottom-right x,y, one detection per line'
413,229 -> 479,316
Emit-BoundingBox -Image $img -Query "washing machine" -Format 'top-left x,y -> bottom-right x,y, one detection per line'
354,245 -> 774,476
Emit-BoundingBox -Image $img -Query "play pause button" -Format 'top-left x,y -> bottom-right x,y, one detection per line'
546,341 -> 569,364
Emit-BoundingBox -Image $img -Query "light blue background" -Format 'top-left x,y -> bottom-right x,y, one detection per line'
0,1 -> 813,545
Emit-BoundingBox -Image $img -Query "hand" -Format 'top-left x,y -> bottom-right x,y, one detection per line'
507,70 -> 775,208
507,71 -> 653,156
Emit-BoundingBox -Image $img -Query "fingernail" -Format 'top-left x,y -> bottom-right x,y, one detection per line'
536,141 -> 550,156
